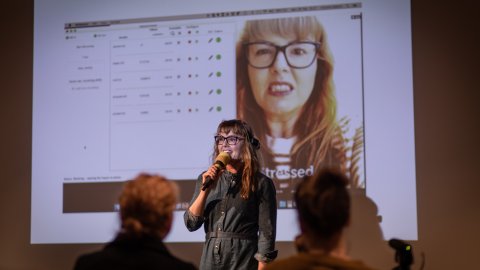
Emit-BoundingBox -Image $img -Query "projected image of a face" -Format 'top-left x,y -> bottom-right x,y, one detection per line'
246,35 -> 318,121
237,16 -> 362,207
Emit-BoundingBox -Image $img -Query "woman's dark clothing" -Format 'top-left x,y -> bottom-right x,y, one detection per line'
73,234 -> 197,270
184,171 -> 277,270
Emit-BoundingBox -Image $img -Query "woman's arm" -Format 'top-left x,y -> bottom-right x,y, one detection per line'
184,165 -> 219,231
188,165 -> 218,215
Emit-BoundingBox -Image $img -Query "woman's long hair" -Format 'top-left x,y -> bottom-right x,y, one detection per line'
236,16 -> 344,172
213,119 -> 261,199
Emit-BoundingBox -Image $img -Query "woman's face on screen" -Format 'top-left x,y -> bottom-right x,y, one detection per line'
247,34 -> 318,119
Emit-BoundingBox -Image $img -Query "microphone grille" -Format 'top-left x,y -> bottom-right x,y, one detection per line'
216,151 -> 231,166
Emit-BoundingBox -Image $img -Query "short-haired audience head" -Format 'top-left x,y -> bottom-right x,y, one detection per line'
295,169 -> 351,252
119,173 -> 178,239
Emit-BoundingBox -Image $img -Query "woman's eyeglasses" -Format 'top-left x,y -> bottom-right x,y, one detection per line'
244,41 -> 321,69
214,135 -> 244,146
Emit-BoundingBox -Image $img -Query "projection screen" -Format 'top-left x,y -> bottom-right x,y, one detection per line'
32,0 -> 416,243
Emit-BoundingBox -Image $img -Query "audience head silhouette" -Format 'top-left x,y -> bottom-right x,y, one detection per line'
265,170 -> 372,270
119,173 -> 178,239
295,169 -> 350,253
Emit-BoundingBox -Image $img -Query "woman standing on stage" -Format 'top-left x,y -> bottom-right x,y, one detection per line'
184,119 -> 277,270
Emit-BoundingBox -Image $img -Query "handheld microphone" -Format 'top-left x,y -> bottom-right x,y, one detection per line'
201,152 -> 231,191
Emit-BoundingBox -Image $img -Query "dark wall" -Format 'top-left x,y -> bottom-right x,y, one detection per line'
1,1 -> 479,269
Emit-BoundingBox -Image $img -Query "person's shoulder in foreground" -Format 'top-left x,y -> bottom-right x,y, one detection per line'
74,235 -> 197,270
265,252 -> 376,270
